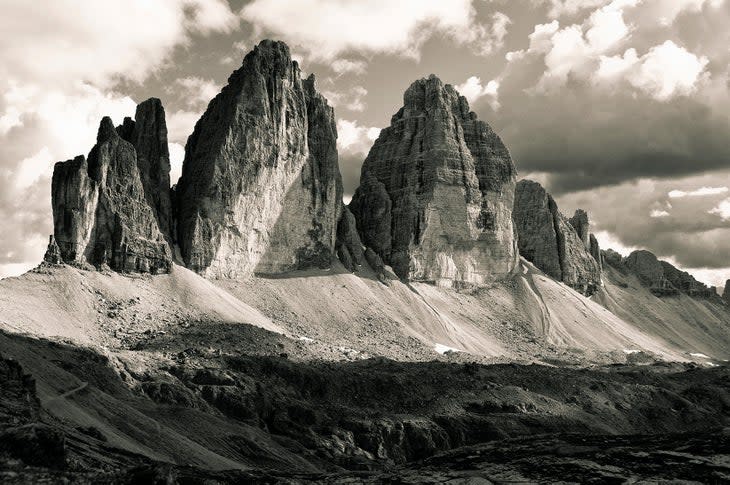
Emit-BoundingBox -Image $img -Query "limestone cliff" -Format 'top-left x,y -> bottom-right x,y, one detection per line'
175,40 -> 343,278
117,98 -> 174,246
513,180 -> 601,295
50,113 -> 172,273
349,75 -> 519,287
724,280 -> 730,304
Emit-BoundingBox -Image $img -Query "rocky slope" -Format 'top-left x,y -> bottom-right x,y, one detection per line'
175,40 -> 343,278
350,75 -> 518,287
50,110 -> 172,274
513,179 -> 601,295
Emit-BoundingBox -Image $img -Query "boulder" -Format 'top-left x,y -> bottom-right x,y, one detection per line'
349,75 -> 519,287
513,179 -> 601,296
175,40 -> 343,278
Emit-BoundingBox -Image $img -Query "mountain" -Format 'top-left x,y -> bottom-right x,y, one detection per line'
349,75 -> 519,287
50,111 -> 172,273
175,40 -> 343,278
2,39 -> 730,482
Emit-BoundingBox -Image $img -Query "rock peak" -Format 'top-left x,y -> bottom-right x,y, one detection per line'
96,117 -> 117,143
350,74 -> 518,287
175,39 -> 343,278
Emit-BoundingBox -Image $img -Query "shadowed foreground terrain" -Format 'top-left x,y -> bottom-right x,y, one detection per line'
1,327 -> 729,483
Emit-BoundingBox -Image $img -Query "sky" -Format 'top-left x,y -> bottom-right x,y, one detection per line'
0,0 -> 728,287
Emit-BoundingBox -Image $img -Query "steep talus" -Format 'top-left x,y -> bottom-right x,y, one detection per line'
513,179 -> 601,295
51,112 -> 172,274
175,40 -> 343,278
350,75 -> 518,287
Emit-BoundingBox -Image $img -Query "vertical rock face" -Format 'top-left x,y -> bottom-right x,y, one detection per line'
118,98 -> 174,246
51,111 -> 172,273
569,210 -> 590,249
513,180 -> 601,295
336,207 -> 365,272
724,280 -> 730,304
349,75 -> 518,287
175,40 -> 343,278
589,234 -> 602,273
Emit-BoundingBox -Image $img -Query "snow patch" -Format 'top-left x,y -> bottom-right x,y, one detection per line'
434,343 -> 461,355
298,336 -> 314,343
689,352 -> 710,359
622,349 -> 640,354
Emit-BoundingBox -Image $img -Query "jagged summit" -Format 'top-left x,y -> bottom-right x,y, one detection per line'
350,74 -> 519,287
175,39 -> 343,278
50,103 -> 172,274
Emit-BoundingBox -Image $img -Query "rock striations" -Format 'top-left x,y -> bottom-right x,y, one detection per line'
513,180 -> 601,295
50,109 -> 172,273
349,75 -> 519,287
175,40 -> 343,278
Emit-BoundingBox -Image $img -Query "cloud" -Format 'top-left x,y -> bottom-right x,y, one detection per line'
337,119 -> 380,155
169,77 -> 221,109
166,109 -> 202,144
709,198 -> 730,221
650,209 -> 670,218
336,119 -> 380,196
476,0 -> 729,194
331,59 -> 368,76
169,142 -> 185,185
241,0 -> 509,62
456,76 -> 500,109
322,86 -> 369,112
597,41 -> 709,100
668,186 -> 728,198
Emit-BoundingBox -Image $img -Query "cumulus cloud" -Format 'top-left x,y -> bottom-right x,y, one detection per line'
242,0 -> 510,62
596,41 -> 708,100
336,119 -> 380,196
455,76 -> 500,109
169,142 -> 186,185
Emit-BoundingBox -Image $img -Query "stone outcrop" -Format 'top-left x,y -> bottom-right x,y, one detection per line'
659,261 -> 715,298
624,250 -> 676,296
513,180 -> 601,296
50,110 -> 172,273
349,75 -> 519,287
42,236 -> 62,264
724,280 -> 730,304
175,40 -> 343,278
336,207 -> 364,272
